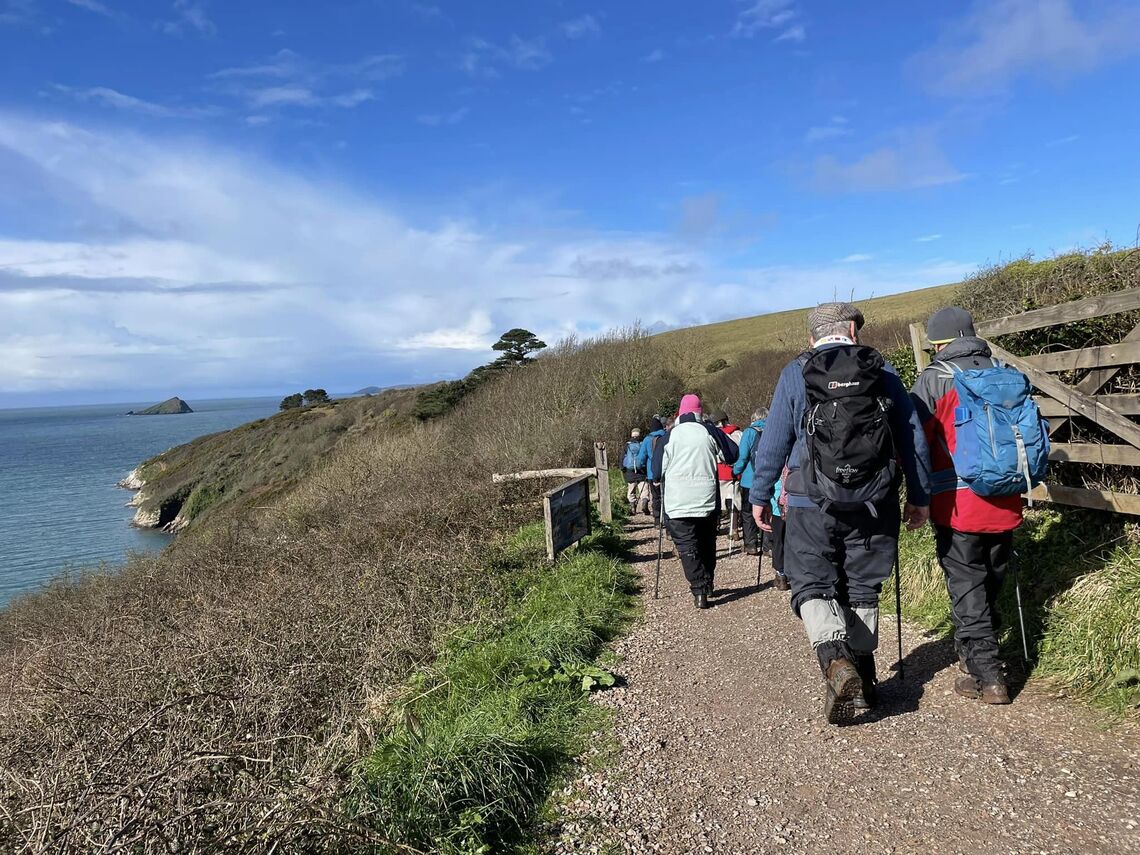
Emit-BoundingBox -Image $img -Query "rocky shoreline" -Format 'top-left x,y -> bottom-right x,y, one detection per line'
117,467 -> 166,530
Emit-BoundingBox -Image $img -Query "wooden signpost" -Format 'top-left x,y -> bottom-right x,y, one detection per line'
493,441 -> 613,561
542,474 -> 592,561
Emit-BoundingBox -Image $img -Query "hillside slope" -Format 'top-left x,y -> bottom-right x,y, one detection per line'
655,281 -> 960,365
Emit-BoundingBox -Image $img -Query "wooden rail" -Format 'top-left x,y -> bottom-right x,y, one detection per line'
974,287 -> 1140,337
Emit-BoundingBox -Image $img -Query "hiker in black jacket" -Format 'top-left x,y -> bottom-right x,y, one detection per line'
749,302 -> 931,725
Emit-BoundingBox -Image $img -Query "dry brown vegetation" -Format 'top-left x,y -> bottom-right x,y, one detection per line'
132,387 -> 423,531
0,331 -> 685,853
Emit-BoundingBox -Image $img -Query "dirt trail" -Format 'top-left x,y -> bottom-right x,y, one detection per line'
549,520 -> 1140,854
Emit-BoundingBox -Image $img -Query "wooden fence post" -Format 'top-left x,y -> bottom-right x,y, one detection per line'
910,322 -> 931,373
594,442 -> 612,523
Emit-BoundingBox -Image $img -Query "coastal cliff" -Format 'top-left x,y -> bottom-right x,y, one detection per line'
117,387 -> 421,533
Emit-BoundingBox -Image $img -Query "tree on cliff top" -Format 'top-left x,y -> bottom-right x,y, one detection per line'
491,328 -> 547,366
303,389 -> 331,406
280,393 -> 304,411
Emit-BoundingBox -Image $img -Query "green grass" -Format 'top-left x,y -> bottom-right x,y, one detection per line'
884,508 -> 1140,715
654,281 -> 959,366
356,519 -> 638,853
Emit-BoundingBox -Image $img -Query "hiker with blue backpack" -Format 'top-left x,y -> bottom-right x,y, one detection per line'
638,417 -> 668,524
621,428 -> 650,516
731,408 -> 767,557
911,306 -> 1048,706
749,302 -> 932,724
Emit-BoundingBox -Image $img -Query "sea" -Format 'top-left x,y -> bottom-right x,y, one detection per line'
0,397 -> 280,607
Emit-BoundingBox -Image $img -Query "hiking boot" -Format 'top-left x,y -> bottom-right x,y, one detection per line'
693,588 -> 709,610
853,654 -> 878,711
958,655 -> 969,675
980,682 -> 1012,705
823,658 -> 861,725
774,574 -> 791,591
744,544 -> 760,556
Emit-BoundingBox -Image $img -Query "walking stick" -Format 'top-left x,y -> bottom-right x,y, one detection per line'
654,482 -> 665,600
1011,549 -> 1030,662
727,478 -> 738,558
894,549 -> 905,682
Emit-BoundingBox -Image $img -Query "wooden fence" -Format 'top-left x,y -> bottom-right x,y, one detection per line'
910,287 -> 1140,515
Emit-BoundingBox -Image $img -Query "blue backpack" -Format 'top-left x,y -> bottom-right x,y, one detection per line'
622,440 -> 643,472
936,362 -> 1049,497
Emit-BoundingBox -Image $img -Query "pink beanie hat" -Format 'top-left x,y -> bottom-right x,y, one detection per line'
677,394 -> 702,417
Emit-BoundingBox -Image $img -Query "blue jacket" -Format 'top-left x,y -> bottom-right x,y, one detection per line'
638,429 -> 666,481
749,343 -> 932,510
731,418 -> 766,489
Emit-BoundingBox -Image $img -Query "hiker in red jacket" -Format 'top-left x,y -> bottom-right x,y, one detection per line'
910,307 -> 1022,706
711,412 -> 742,540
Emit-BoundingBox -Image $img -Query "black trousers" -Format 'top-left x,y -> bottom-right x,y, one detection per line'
783,500 -> 900,614
739,490 -> 760,551
770,514 -> 786,575
648,482 -> 663,524
666,513 -> 719,594
934,526 -> 1012,684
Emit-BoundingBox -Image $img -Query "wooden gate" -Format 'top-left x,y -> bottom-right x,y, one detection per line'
910,287 -> 1140,515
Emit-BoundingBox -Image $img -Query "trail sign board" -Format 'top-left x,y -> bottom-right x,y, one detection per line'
543,473 -> 592,561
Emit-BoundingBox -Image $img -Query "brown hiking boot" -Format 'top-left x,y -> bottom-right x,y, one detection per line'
823,658 -> 861,725
955,676 -> 1011,705
774,574 -> 791,591
980,682 -> 1011,704
852,654 -> 877,711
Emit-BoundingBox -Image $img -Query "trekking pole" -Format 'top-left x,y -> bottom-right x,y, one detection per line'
728,479 -> 738,558
654,482 -> 665,600
1011,549 -> 1030,662
894,549 -> 905,682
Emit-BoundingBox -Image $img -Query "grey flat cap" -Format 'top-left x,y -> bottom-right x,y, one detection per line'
927,306 -> 976,344
807,302 -> 865,332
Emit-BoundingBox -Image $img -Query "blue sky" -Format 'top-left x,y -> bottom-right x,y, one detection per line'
1,0 -> 1139,405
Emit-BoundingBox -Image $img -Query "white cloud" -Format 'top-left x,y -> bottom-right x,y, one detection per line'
0,0 -> 35,25
912,0 -> 1140,96
812,129 -> 966,193
159,0 -> 215,36
54,85 -> 219,119
1047,133 -> 1080,147
916,233 -> 942,242
805,118 -> 851,143
774,24 -> 805,43
734,0 -> 803,40
561,14 -> 600,40
417,106 -> 469,126
838,253 -> 873,263
642,48 -> 665,63
67,0 -> 112,16
461,35 -> 552,76
210,51 -> 400,112
0,116 -> 976,397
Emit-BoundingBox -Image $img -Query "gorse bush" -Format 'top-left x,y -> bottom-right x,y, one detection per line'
0,327 -> 674,851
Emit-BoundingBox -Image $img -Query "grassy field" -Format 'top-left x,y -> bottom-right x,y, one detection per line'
654,280 -> 960,367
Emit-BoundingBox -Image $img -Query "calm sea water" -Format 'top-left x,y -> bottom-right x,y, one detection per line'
0,398 -> 279,606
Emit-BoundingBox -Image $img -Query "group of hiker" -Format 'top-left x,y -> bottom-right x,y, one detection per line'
620,302 -> 1048,725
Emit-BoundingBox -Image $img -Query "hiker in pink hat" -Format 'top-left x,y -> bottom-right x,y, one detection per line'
650,393 -> 739,609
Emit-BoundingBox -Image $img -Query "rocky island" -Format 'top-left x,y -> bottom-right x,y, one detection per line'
127,397 -> 193,415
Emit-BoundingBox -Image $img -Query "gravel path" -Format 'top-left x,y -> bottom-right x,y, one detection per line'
548,520 -> 1140,854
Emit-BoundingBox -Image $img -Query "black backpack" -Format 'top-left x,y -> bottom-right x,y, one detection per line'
801,344 -> 896,515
